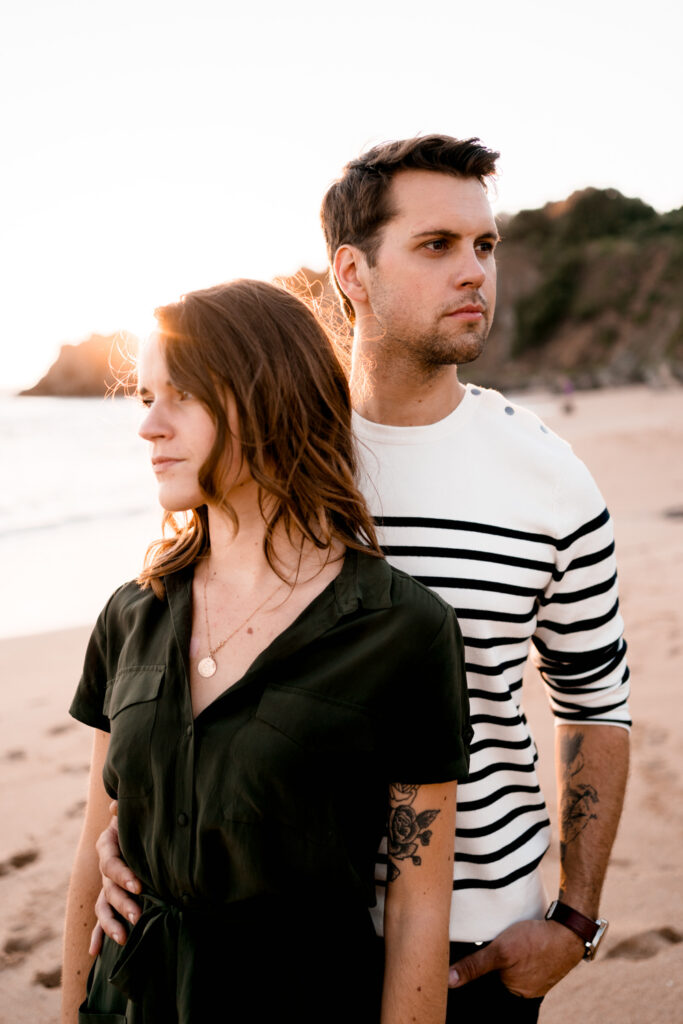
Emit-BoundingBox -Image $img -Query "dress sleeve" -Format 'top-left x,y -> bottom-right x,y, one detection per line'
382,603 -> 472,784
69,591 -> 120,733
532,455 -> 631,730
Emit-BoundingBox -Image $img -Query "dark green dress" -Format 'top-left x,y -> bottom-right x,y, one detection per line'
70,549 -> 471,1023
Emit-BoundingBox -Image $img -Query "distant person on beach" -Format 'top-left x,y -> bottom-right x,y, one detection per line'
93,136 -> 631,1021
561,376 -> 576,414
61,280 -> 471,1022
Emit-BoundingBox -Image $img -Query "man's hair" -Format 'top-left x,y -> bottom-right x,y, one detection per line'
138,279 -> 381,597
320,134 -> 500,322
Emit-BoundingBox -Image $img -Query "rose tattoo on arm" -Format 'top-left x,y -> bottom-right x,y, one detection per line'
387,783 -> 441,882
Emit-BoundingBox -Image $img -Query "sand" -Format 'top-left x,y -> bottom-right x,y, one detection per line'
1,384 -> 682,1023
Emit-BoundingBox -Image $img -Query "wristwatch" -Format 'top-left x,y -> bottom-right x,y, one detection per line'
545,900 -> 609,961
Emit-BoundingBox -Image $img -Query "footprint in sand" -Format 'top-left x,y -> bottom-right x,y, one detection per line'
606,927 -> 683,961
46,722 -> 75,736
1,928 -> 54,968
34,965 -> 61,989
1,749 -> 26,762
66,799 -> 86,818
0,849 -> 39,877
608,856 -> 632,868
60,763 -> 89,774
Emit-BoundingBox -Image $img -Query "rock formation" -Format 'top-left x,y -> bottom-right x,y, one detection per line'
20,333 -> 138,397
19,188 -> 683,396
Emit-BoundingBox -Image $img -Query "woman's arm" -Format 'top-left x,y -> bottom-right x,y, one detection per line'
61,730 -> 113,1023
381,780 -> 457,1024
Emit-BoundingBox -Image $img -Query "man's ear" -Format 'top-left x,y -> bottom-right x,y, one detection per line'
334,245 -> 369,309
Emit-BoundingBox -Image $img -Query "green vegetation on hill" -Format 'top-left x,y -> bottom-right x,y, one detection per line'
469,187 -> 683,389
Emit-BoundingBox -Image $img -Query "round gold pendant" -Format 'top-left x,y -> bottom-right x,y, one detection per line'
197,656 -> 217,678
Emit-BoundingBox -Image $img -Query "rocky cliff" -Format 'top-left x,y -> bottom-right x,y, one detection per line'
469,188 -> 683,390
20,333 -> 138,397
21,188 -> 683,396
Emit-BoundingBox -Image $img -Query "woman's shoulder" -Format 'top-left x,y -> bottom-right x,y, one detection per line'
94,577 -> 169,638
355,549 -> 458,639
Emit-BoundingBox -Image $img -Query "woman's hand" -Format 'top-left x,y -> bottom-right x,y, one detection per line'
381,779 -> 457,1024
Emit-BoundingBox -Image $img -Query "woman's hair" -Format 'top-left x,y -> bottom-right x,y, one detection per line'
137,279 -> 382,597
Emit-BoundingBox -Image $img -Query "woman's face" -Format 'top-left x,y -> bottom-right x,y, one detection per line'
137,332 -> 223,512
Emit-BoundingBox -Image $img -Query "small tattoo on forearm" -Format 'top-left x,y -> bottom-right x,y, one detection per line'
387,783 -> 440,882
560,733 -> 599,856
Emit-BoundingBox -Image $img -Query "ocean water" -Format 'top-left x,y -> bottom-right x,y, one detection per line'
0,396 -> 162,639
1,391 -> 557,640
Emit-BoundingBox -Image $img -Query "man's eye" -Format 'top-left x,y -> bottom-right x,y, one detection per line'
425,239 -> 449,253
477,241 -> 496,254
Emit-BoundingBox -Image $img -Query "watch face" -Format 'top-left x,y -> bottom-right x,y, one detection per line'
584,919 -> 609,961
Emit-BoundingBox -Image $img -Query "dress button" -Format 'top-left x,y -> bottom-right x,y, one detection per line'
177,812 -> 188,827
186,725 -> 192,738
181,892 -> 191,904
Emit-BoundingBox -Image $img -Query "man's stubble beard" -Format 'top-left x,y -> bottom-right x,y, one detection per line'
379,314 -> 493,375
368,281 -> 494,373
421,321 -> 490,370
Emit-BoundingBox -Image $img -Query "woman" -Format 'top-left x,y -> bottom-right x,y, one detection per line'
61,280 -> 471,1024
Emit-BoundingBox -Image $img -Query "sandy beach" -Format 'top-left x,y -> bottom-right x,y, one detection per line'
1,384 -> 682,1023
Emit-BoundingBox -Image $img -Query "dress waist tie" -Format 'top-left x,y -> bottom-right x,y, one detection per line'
107,892 -> 196,1024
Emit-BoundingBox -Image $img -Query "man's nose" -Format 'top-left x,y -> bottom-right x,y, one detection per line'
453,248 -> 487,289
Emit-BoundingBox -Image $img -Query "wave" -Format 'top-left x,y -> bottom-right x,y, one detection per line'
0,504 -> 157,540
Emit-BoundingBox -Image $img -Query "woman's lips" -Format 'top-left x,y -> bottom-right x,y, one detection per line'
151,457 -> 183,473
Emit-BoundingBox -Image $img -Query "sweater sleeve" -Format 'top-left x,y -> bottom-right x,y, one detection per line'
532,454 -> 631,729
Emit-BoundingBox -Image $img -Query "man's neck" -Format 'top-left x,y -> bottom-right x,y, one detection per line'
350,344 -> 467,427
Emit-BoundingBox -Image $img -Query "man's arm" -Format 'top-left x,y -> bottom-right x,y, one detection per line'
88,804 -> 142,955
452,462 -> 630,997
556,723 -> 629,915
449,722 -> 629,997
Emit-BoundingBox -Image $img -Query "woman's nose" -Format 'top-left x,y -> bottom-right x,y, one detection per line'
138,404 -> 172,441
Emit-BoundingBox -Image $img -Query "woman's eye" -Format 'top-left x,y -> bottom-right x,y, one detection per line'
138,395 -> 154,408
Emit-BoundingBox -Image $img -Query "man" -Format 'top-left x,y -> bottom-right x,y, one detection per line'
93,136 -> 630,1020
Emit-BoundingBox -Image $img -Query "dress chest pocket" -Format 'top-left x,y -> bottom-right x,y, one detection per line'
255,685 -> 374,758
223,685 -> 375,836
103,666 -> 164,800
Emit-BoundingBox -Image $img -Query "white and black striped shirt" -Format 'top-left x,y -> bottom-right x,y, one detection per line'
355,384 -> 630,942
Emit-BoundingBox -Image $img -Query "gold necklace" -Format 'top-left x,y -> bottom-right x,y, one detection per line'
197,567 -> 286,679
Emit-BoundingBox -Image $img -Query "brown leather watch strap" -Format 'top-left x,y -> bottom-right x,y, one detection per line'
545,900 -> 598,943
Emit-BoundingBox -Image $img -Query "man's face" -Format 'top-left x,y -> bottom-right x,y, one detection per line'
360,170 -> 498,368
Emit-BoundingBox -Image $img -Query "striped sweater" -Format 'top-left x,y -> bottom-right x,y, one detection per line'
355,384 -> 631,943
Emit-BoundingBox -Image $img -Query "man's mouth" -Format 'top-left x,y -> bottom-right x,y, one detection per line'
447,304 -> 484,320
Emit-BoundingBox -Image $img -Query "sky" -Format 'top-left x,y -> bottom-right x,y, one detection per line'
2,0 -> 682,391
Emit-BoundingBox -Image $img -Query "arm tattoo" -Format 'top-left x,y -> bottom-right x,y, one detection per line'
386,783 -> 440,882
560,733 -> 599,858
